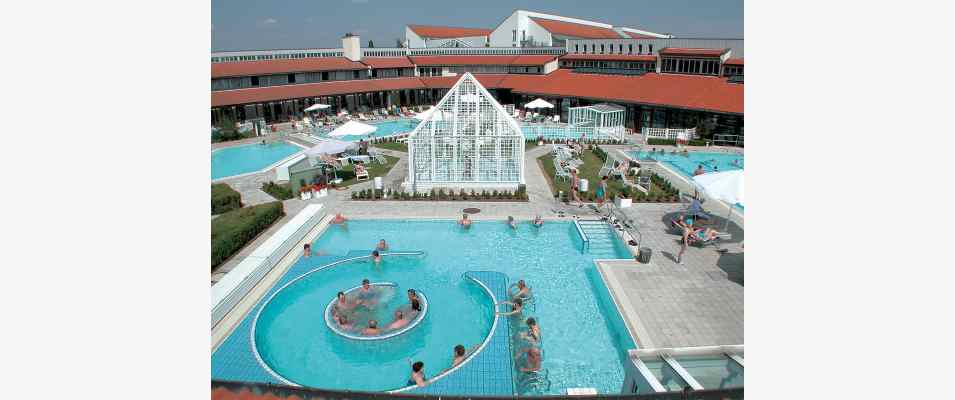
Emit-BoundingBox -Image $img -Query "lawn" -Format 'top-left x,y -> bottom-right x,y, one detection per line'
538,149 -> 676,202
524,140 -> 540,151
372,142 -> 408,152
336,155 -> 400,187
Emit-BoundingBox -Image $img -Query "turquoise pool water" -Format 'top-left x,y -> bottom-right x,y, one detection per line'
248,220 -> 635,394
328,119 -> 418,142
212,141 -> 302,180
628,151 -> 743,179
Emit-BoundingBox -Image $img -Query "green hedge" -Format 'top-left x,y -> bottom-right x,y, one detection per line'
261,181 -> 294,200
646,138 -> 708,146
211,201 -> 285,269
211,183 -> 242,214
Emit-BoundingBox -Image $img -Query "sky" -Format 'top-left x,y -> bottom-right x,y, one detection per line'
212,0 -> 743,51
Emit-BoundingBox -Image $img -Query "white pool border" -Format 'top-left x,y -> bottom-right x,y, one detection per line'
323,283 -> 430,341
212,139 -> 308,183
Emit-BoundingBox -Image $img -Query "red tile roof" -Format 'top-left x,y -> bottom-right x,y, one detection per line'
210,77 -> 425,107
211,58 -> 366,78
623,31 -> 658,39
561,54 -> 657,62
500,69 -> 742,114
407,24 -> 492,38
419,74 -> 511,89
659,48 -> 729,57
529,17 -> 622,39
360,57 -> 414,69
723,58 -> 744,66
408,55 -> 555,66
212,69 -> 742,114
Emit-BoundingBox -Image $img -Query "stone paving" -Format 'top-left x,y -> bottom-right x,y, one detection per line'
209,140 -> 744,350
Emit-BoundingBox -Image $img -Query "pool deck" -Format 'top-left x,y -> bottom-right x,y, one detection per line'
211,141 -> 744,347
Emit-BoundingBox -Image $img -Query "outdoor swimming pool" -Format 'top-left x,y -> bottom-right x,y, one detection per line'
325,119 -> 418,142
213,219 -> 636,395
628,151 -> 743,179
212,141 -> 303,180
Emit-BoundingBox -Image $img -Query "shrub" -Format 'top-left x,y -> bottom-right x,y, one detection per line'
261,181 -> 294,200
212,183 -> 242,215
211,201 -> 284,269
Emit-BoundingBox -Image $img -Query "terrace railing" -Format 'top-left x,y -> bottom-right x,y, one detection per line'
641,127 -> 698,141
213,380 -> 743,400
712,134 -> 744,147
522,124 -> 627,142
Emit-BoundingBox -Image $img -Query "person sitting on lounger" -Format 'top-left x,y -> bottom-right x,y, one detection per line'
459,214 -> 472,228
676,227 -> 723,265
362,319 -> 381,335
387,310 -> 409,330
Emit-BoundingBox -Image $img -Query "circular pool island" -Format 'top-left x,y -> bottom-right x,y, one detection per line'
324,282 -> 429,341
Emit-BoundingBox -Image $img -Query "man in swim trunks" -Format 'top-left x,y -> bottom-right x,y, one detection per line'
362,319 -> 380,335
495,298 -> 523,317
510,280 -> 531,302
518,347 -> 542,372
452,344 -> 467,367
372,250 -> 382,265
459,214 -> 472,228
520,317 -> 541,345
387,310 -> 409,330
333,291 -> 353,317
377,239 -> 388,251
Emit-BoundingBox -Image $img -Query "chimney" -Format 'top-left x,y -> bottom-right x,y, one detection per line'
342,33 -> 361,61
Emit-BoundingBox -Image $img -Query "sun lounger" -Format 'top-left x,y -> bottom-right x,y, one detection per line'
554,164 -> 571,182
355,164 -> 370,181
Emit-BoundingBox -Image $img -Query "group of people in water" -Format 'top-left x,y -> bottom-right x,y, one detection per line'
495,279 -> 543,373
458,214 -> 545,229
331,279 -> 423,336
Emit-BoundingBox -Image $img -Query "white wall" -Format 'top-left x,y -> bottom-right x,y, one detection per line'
524,17 -> 553,47
489,10 -> 520,47
424,35 -> 488,48
405,27 -> 425,48
542,58 -> 559,74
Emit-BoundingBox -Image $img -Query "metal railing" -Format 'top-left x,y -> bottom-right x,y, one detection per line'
213,380 -> 743,400
641,127 -> 698,141
522,124 -> 627,141
712,134 -> 743,147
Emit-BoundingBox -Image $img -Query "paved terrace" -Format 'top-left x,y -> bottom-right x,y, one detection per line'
211,139 -> 744,350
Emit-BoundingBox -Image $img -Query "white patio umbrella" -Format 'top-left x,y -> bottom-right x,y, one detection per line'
304,103 -> 330,112
413,106 -> 444,121
327,120 -> 377,137
306,139 -> 358,156
692,169 -> 744,230
524,98 -> 554,109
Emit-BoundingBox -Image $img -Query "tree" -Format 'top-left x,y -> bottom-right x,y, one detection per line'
368,40 -> 375,48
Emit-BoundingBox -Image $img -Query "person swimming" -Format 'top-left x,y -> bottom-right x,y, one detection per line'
303,243 -> 311,257
332,213 -> 347,224
459,214 -> 472,228
694,164 -> 705,176
452,344 -> 467,367
377,239 -> 388,251
408,361 -> 427,387
532,215 -> 543,227
507,216 -> 517,229
362,319 -> 380,335
372,250 -> 382,264
387,310 -> 409,330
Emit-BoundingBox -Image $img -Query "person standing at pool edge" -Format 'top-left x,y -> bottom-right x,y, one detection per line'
596,176 -> 608,207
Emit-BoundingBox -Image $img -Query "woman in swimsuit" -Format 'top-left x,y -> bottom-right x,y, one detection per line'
520,317 -> 541,345
595,176 -> 609,206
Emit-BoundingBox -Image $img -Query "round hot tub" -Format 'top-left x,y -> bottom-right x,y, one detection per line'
324,282 -> 429,341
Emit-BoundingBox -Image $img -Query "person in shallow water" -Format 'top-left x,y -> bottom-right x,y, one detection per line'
507,216 -> 517,229
333,291 -> 353,317
407,289 -> 418,304
459,213 -> 472,228
408,361 -> 427,387
533,215 -> 544,227
336,314 -> 353,331
362,319 -> 380,335
410,297 -> 422,314
517,347 -> 542,372
387,310 -> 409,330
520,317 -> 542,345
371,250 -> 382,265
356,279 -> 377,307
452,344 -> 467,367
509,279 -> 531,302
376,239 -> 388,251
332,213 -> 347,224
495,297 -> 523,316
303,243 -> 311,257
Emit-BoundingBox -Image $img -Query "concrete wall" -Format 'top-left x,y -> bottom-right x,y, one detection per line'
523,17 -> 553,47
405,27 -> 425,48
489,10 -> 520,47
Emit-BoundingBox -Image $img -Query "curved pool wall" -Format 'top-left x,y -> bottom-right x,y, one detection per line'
323,283 -> 429,341
213,220 -> 635,395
